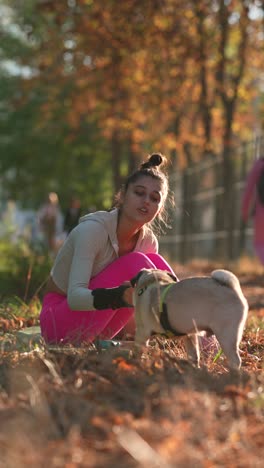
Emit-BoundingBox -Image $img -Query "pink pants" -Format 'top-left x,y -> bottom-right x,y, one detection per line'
40,252 -> 175,345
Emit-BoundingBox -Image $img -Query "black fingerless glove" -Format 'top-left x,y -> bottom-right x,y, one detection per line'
92,285 -> 132,310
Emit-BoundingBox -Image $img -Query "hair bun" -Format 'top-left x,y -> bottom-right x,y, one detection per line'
140,152 -> 166,170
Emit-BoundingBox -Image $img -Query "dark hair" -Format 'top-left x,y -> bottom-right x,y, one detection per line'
115,152 -> 174,234
140,152 -> 165,170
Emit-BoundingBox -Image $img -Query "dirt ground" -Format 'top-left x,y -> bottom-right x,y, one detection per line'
0,262 -> 263,467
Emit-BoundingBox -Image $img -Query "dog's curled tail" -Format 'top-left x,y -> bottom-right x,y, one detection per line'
211,269 -> 242,293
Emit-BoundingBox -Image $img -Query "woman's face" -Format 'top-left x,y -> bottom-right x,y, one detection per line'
121,175 -> 165,225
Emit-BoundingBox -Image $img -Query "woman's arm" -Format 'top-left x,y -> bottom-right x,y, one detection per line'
66,222 -> 132,311
67,221 -> 106,310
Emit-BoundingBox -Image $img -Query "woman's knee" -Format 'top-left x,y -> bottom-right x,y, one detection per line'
89,252 -> 155,288
145,253 -> 176,274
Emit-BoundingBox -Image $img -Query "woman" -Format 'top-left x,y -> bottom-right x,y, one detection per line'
37,192 -> 62,255
241,157 -> 264,264
40,153 -> 177,344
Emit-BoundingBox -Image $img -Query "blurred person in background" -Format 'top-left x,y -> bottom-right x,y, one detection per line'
37,192 -> 63,255
241,157 -> 264,264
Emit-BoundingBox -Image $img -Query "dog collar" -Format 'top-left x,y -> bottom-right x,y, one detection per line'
136,277 -> 185,338
159,283 -> 175,312
159,283 -> 185,338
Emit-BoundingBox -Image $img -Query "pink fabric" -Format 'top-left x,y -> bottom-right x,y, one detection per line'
254,245 -> 264,264
40,252 -> 175,344
241,158 -> 264,247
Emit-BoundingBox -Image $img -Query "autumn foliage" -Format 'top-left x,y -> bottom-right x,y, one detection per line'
1,0 -> 264,207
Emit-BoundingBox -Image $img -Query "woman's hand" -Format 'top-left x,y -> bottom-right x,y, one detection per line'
92,283 -> 134,310
121,281 -> 134,306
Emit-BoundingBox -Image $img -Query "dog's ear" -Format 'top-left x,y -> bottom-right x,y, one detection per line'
167,272 -> 179,282
130,270 -> 145,287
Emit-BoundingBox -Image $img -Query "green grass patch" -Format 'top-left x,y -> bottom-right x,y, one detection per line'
0,237 -> 52,302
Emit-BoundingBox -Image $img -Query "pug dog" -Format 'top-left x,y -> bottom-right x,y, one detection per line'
131,268 -> 248,369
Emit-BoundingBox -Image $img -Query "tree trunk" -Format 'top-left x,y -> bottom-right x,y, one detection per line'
111,130 -> 122,195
